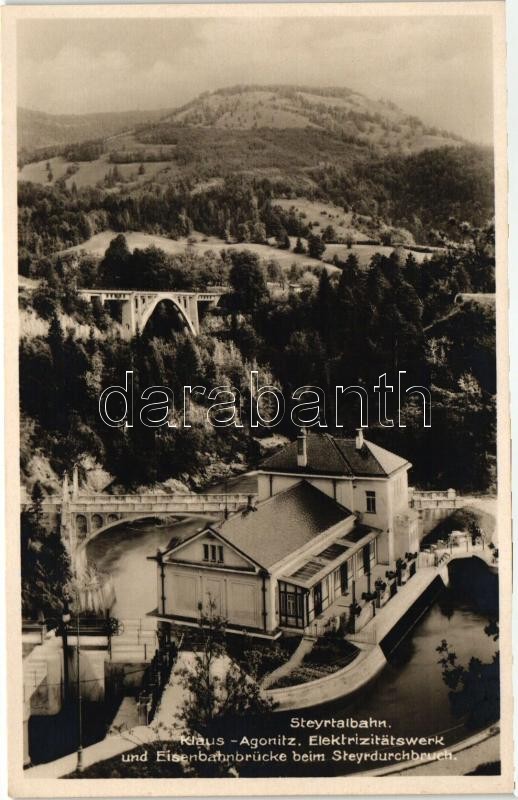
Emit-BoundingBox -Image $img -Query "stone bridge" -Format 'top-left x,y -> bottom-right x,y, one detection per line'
409,487 -> 460,536
61,490 -> 252,551
78,287 -> 225,339
27,469 -> 255,559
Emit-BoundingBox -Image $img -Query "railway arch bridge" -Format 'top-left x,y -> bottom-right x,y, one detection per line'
78,288 -> 225,339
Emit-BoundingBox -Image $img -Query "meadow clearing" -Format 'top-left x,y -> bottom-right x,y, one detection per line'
18,156 -> 174,189
61,230 -> 340,272
62,229 -> 433,274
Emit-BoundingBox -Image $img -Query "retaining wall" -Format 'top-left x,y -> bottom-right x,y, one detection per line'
264,645 -> 387,711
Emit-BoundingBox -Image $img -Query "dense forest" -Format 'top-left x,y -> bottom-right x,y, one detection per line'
19,216 -> 496,493
18,141 -> 493,272
17,84 -> 497,498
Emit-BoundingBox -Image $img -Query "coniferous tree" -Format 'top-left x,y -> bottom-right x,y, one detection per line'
307,233 -> 326,260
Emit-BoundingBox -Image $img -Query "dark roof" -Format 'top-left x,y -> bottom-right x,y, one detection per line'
214,481 -> 352,569
260,431 -> 409,478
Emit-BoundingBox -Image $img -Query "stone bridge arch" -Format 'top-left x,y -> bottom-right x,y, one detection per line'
57,482 -> 254,560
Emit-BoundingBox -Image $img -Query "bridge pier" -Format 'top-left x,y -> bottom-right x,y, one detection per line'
121,295 -> 137,338
187,295 -> 200,334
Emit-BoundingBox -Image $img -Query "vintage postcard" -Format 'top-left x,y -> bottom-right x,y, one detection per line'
2,1 -> 512,796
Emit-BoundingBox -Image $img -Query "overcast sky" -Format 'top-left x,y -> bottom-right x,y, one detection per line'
17,15 -> 493,144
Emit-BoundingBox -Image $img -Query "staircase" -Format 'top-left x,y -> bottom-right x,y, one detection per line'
261,637 -> 315,689
110,618 -> 158,663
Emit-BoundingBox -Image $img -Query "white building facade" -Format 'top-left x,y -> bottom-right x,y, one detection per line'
152,430 -> 419,637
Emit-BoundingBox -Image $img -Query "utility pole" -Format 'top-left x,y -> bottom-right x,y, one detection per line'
224,476 -> 229,520
76,606 -> 83,772
61,598 -> 71,702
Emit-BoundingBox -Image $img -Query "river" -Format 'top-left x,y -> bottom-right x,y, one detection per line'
85,472 -> 258,618
86,516 -> 216,618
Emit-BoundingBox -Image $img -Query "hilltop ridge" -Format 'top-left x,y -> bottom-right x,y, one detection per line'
18,83 -> 494,247
148,83 -> 465,155
19,83 -> 466,156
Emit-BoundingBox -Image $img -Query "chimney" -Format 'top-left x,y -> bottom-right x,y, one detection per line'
355,428 -> 364,451
297,427 -> 308,468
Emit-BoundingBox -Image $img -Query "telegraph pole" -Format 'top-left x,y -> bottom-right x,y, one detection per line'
76,605 -> 83,772
61,598 -> 71,701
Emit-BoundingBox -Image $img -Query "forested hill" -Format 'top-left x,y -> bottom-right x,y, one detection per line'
18,107 -> 171,153
17,86 -> 496,494
18,85 -> 493,249
157,84 -> 465,154
19,84 -> 466,156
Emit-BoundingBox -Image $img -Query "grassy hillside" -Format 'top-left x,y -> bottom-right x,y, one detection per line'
61,229 -> 336,272
59,228 -> 433,275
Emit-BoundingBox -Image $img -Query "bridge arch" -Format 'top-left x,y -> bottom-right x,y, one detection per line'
91,513 -> 104,530
139,295 -> 197,337
76,512 -> 199,553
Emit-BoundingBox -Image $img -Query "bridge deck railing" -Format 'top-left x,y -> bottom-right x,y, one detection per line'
22,492 -> 255,510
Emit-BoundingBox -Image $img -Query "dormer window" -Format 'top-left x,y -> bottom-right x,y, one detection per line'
203,543 -> 224,563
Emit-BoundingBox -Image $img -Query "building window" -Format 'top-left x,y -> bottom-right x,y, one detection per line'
279,582 -> 307,628
203,543 -> 224,563
366,490 -> 376,514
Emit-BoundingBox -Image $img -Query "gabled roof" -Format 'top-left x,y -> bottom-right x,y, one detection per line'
162,526 -> 261,571
212,481 -> 352,570
260,431 -> 409,478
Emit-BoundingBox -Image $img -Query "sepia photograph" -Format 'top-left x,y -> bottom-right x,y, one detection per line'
2,1 -> 511,795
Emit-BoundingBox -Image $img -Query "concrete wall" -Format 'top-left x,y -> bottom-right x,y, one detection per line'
66,644 -> 106,702
105,661 -> 147,695
348,478 -> 391,529
258,473 -> 300,501
265,645 -> 387,711
391,470 -> 410,514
